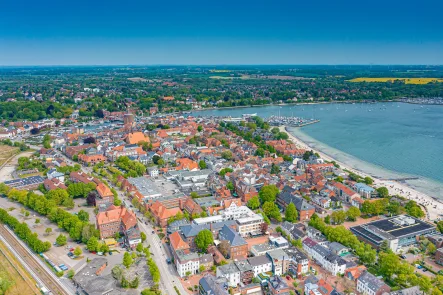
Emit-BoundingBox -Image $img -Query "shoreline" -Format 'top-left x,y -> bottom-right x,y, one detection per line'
187,99 -> 397,115
281,125 -> 443,222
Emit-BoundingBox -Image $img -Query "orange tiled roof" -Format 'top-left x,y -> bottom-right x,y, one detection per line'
169,231 -> 190,251
96,182 -> 113,198
126,132 -> 149,145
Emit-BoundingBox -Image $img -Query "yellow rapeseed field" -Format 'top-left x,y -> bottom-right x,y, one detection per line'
348,78 -> 443,84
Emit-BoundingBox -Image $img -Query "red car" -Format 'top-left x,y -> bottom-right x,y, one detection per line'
69,248 -> 74,252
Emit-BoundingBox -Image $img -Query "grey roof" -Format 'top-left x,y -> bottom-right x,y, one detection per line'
180,220 -> 236,238
199,253 -> 214,264
127,176 -> 161,197
247,255 -> 272,267
219,225 -> 247,247
234,260 -> 252,272
358,271 -> 388,292
269,275 -> 289,291
218,262 -> 240,275
328,242 -> 348,253
199,275 -> 229,295
284,247 -> 308,262
4,175 -> 44,187
278,186 -> 315,211
389,286 -> 421,295
73,258 -> 119,295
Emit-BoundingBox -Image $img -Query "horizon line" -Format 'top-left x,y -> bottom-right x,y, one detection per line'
1,64 -> 443,68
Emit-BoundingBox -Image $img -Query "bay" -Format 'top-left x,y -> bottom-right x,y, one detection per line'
190,102 -> 443,199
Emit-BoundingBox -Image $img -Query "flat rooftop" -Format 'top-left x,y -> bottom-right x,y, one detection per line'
351,215 -> 435,241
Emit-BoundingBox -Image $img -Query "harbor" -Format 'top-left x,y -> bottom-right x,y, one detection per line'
266,115 -> 320,127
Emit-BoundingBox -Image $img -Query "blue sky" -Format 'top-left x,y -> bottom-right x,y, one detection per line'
1,0 -> 442,65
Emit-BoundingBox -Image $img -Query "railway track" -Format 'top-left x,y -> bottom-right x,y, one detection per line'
0,225 -> 70,295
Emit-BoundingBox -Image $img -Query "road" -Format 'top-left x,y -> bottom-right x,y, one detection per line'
107,180 -> 188,295
0,225 -> 71,295
16,137 -> 188,294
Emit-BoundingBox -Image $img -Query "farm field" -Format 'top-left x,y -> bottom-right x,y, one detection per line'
0,145 -> 20,167
349,77 -> 443,84
0,240 -> 39,295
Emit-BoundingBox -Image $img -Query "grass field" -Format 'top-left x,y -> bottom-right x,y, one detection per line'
0,145 -> 20,167
348,77 -> 443,84
0,241 -> 39,295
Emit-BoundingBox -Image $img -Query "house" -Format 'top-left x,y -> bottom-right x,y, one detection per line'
357,271 -> 391,295
218,225 -> 249,260
281,221 -> 306,241
43,178 -> 67,191
125,132 -> 149,145
148,201 -> 183,227
304,276 -> 335,295
277,186 -> 315,221
199,275 -> 229,295
95,182 -> 114,207
302,238 -> 347,276
96,205 -> 140,248
78,153 -> 107,165
216,263 -> 241,287
247,255 -> 273,277
175,250 -> 200,278
345,265 -> 367,281
234,260 -> 254,285
353,183 -> 376,199
47,168 -> 65,182
268,276 -> 290,295
283,247 -> 310,278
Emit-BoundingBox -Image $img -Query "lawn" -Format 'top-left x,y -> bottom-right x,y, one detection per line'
0,241 -> 39,295
0,145 -> 20,167
348,77 -> 443,84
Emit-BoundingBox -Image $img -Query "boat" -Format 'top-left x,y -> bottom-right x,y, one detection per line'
242,113 -> 257,118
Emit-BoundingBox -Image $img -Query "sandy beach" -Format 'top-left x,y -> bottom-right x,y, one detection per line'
281,125 -> 443,221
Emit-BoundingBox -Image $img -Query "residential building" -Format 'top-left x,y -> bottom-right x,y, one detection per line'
357,271 -> 391,295
218,225 -> 249,260
216,263 -> 241,287
247,255 -> 273,277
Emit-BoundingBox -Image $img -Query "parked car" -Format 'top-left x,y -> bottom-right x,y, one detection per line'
400,255 -> 406,259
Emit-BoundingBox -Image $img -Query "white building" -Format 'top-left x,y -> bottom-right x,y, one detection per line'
176,250 -> 200,278
247,255 -> 273,276
216,263 -> 240,287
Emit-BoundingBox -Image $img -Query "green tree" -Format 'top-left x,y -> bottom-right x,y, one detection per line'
285,203 -> 298,222
270,163 -> 280,174
45,227 -> 52,235
263,201 -> 282,222
259,185 -> 279,203
346,206 -> 361,221
377,187 -> 389,198
198,160 -> 207,169
73,246 -> 82,256
226,181 -> 234,192
194,229 -> 214,252
136,243 -> 143,252
255,148 -> 265,157
221,150 -> 233,160
123,252 -> 133,268
364,176 -> 373,185
141,232 -> 146,242
247,196 -> 260,210
87,236 -> 99,252
197,125 -> 203,132
77,210 -> 89,222
331,210 -> 346,224
56,234 -> 67,246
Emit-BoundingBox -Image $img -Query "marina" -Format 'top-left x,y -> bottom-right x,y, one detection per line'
266,115 -> 320,127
